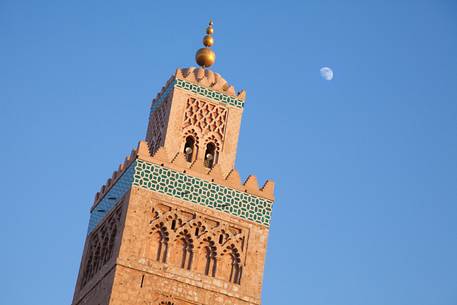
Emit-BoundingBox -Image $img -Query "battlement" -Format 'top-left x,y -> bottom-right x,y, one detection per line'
175,67 -> 246,100
88,140 -> 275,231
91,149 -> 137,211
137,141 -> 274,201
92,141 -> 275,208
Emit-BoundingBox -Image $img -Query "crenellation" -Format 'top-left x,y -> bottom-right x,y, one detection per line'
225,169 -> 243,189
136,140 -> 275,201
243,175 -> 260,194
175,67 -> 245,100
260,180 -> 275,201
226,85 -> 235,96
237,89 -> 246,100
92,149 -> 137,210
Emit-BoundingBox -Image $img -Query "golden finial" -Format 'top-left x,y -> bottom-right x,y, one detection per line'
195,20 -> 216,68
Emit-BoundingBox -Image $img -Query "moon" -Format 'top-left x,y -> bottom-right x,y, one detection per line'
320,67 -> 334,80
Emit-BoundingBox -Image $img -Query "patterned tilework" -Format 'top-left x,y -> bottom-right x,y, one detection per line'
132,159 -> 272,226
149,78 -> 245,117
87,161 -> 136,235
175,79 -> 245,108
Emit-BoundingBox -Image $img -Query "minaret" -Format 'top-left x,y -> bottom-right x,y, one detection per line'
71,21 -> 275,305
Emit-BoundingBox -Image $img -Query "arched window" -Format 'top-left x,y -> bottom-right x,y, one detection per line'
204,142 -> 217,168
104,221 -> 117,264
99,228 -> 109,267
81,248 -> 94,286
180,232 -> 194,270
204,239 -> 217,277
227,245 -> 242,284
80,207 -> 121,289
92,242 -> 102,276
183,136 -> 196,162
156,225 -> 169,263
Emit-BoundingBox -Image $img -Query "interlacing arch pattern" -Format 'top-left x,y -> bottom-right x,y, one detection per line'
148,95 -> 171,154
81,206 -> 122,287
182,128 -> 200,147
182,98 -> 227,141
225,244 -> 242,284
153,222 -> 170,263
177,230 -> 193,270
203,133 -> 222,153
149,204 -> 246,284
202,236 -> 217,277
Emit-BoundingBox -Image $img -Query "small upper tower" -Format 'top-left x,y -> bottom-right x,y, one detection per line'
145,21 -> 246,176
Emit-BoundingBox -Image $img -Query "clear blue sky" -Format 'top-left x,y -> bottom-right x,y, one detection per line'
1,1 -> 456,304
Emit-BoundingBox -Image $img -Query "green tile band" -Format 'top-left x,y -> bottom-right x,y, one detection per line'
175,79 -> 245,108
133,159 -> 272,226
149,78 -> 245,120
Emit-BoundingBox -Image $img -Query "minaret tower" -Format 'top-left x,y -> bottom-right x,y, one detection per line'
71,21 -> 275,305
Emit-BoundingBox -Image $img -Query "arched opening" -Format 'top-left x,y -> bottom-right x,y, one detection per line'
156,225 -> 169,263
183,136 -> 196,162
180,233 -> 194,270
104,223 -> 117,264
224,245 -> 242,284
204,142 -> 217,168
230,253 -> 242,284
204,240 -> 217,277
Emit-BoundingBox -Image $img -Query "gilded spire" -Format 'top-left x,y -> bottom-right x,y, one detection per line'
195,20 -> 216,68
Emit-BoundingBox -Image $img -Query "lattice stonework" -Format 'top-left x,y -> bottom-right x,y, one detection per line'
148,97 -> 170,153
133,159 -> 273,226
183,98 -> 227,140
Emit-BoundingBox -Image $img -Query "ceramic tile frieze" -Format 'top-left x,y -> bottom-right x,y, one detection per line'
87,161 -> 136,234
132,159 -> 272,226
149,79 -> 245,117
175,78 -> 245,108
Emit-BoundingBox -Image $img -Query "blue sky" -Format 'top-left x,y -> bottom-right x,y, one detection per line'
1,1 -> 456,304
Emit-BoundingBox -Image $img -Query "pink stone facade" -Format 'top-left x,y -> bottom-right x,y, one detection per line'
71,67 -> 275,305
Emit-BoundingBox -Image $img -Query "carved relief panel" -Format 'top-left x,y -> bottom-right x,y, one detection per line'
182,98 -> 227,152
148,201 -> 248,285
147,96 -> 171,154
80,205 -> 122,288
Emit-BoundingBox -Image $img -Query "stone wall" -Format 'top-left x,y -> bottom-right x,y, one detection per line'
109,186 -> 270,305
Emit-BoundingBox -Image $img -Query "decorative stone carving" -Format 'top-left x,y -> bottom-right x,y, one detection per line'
148,203 -> 247,284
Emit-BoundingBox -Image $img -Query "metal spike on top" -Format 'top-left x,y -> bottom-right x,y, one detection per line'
195,19 -> 216,68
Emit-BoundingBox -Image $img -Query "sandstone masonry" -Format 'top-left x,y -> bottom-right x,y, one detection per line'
71,67 -> 276,305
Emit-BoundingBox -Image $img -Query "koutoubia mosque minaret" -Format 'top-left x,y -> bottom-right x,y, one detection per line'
71,21 -> 276,305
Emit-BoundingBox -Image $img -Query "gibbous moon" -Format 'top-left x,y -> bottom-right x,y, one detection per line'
320,67 -> 334,80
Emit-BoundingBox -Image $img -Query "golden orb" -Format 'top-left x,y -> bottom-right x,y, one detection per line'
203,35 -> 214,47
206,27 -> 214,35
195,47 -> 216,67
